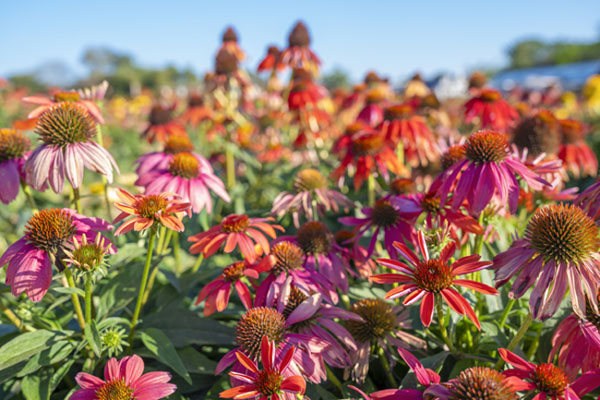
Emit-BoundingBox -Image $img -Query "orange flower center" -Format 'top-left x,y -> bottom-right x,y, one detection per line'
346,299 -> 395,342
385,104 -> 413,120
0,128 -> 30,162
335,229 -> 355,248
293,169 -> 327,192
137,195 -> 168,220
370,200 -> 400,228
525,204 -> 598,264
421,194 -> 441,214
465,131 -> 508,163
36,103 -> 97,146
480,89 -> 501,102
441,145 -> 466,170
450,367 -> 517,400
255,370 -> 284,396
389,178 -> 414,195
236,307 -> 286,360
271,241 -> 305,274
559,119 -> 586,144
413,259 -> 454,292
53,91 -> 81,102
168,152 -> 199,179
296,221 -> 333,255
223,261 -> 246,282
25,209 -> 76,252
351,132 -> 384,157
95,378 -> 134,400
221,214 -> 250,233
164,136 -> 194,154
533,364 -> 568,397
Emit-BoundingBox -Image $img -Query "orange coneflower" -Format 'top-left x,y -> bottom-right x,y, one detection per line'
142,103 -> 187,144
179,92 -> 212,127
464,88 -> 519,131
558,118 -> 598,178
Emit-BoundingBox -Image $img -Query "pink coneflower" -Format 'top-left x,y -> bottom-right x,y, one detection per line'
558,118 -> 598,178
135,150 -> 230,214
575,178 -> 600,221
216,306 -> 330,384
77,80 -> 109,102
220,336 -> 305,400
188,215 -> 283,263
494,203 -> 600,320
345,298 -> 425,383
374,231 -> 498,329
70,354 -> 176,400
0,208 -> 113,301
279,21 -> 321,74
142,103 -> 188,144
335,230 -> 378,279
379,103 -> 438,167
113,189 -> 191,235
264,284 -> 361,369
135,135 -> 195,177
23,90 -> 105,124
499,348 -> 600,400
437,130 -> 549,215
425,366 -> 519,400
549,313 -> 600,381
464,88 -> 519,131
271,168 -> 353,227
339,199 -> 414,259
196,258 -> 271,316
25,103 -> 119,193
0,128 -> 31,204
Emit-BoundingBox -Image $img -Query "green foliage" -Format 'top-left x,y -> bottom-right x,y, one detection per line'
508,37 -> 600,69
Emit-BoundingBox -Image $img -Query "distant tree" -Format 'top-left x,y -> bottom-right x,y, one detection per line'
321,68 -> 351,91
507,38 -> 600,69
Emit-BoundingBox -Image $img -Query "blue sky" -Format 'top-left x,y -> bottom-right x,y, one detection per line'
3,1 -> 599,83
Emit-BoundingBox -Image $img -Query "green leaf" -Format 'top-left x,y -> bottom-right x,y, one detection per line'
140,304 -> 234,347
96,317 -> 129,331
178,346 -> 217,374
0,330 -> 66,371
50,359 -> 75,393
85,320 -> 102,357
52,286 -> 85,297
140,328 -> 192,384
21,368 -> 52,400
18,340 -> 75,377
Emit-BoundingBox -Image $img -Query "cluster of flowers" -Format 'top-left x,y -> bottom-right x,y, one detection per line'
1,20 -> 600,400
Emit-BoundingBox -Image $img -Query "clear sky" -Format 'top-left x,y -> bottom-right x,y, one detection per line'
3,0 -> 599,83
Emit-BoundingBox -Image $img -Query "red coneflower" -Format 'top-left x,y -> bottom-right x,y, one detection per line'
180,92 -> 212,127
113,189 -> 191,235
356,89 -> 386,127
188,214 -> 283,263
499,348 -> 600,400
332,123 -> 405,191
558,118 -> 598,178
219,336 -> 306,400
374,231 -> 498,328
142,103 -> 188,144
464,88 -> 519,131
286,69 -> 327,112
257,46 -> 284,73
279,21 -> 321,75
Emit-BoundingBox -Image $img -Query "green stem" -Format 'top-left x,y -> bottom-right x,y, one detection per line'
155,226 -> 167,255
21,182 -> 38,213
191,254 -> 204,273
377,344 -> 398,387
128,228 -> 156,349
325,365 -> 343,396
436,294 -> 454,352
96,123 -> 113,220
0,302 -> 30,331
84,274 -> 93,324
498,298 -> 516,331
72,187 -> 82,214
526,323 -> 544,360
225,144 -> 235,189
64,268 -> 85,331
367,174 -> 376,207
172,232 -> 181,275
494,313 -> 533,369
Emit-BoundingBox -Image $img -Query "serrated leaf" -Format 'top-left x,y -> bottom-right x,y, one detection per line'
85,320 -> 102,357
140,328 -> 192,384
0,330 -> 66,371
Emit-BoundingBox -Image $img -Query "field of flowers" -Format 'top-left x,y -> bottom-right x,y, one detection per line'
2,21 -> 600,400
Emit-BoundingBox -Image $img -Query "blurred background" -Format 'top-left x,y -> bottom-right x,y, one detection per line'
2,0 -> 600,97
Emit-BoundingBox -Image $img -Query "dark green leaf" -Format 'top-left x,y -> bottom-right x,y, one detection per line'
140,328 -> 192,384
0,330 -> 66,371
84,320 -> 102,357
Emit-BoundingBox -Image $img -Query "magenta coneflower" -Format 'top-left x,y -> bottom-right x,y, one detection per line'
113,189 -> 191,235
335,230 -> 378,279
499,348 -> 600,400
345,298 -> 425,383
220,336 -> 305,400
135,150 -> 230,214
550,313 -> 600,381
374,231 -> 498,329
23,90 -> 105,124
0,128 -> 31,204
263,284 -> 361,369
494,203 -> 600,320
437,130 -> 549,215
25,102 -> 119,193
196,258 -> 271,316
271,168 -> 353,227
575,178 -> 600,221
339,199 -> 414,259
188,214 -> 283,263
216,306 -> 330,384
70,354 -> 176,400
0,208 -> 114,301
135,135 -> 194,176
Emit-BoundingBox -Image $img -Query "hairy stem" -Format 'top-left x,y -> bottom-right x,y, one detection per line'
64,268 -> 85,331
